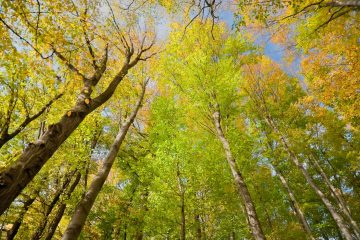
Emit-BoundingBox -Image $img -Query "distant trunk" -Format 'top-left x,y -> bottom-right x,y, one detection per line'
195,215 -> 202,240
177,164 -> 186,240
309,155 -> 360,238
135,230 -> 144,240
44,172 -> 81,240
62,83 -> 147,240
212,106 -> 266,240
123,225 -> 127,240
265,116 -> 354,240
135,189 -> 149,240
31,170 -> 76,240
7,196 -> 36,240
275,169 -> 315,240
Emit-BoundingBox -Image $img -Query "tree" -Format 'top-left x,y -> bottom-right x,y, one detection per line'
0,0 -> 156,214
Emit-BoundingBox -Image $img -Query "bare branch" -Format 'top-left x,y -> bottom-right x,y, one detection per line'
0,17 -> 54,59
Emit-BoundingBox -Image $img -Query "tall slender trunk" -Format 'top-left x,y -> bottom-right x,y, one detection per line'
177,164 -> 186,240
212,107 -> 266,240
6,195 -> 36,240
44,172 -> 81,240
275,169 -> 315,240
195,215 -> 202,240
265,116 -> 354,240
62,82 -> 147,240
253,185 -> 273,231
31,170 -> 76,240
135,188 -> 149,240
309,155 -> 360,238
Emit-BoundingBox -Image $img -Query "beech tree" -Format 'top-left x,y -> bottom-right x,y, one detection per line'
0,0 -> 359,239
0,0 -> 156,214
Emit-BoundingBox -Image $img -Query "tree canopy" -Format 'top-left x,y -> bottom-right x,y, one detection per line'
0,0 -> 359,239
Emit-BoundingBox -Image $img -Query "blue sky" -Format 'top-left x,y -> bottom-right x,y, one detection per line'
219,9 -> 303,82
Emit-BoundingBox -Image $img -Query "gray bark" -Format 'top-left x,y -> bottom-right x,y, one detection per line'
276,169 -> 315,240
177,164 -> 186,240
213,106 -> 266,240
328,0 -> 360,7
61,82 -> 147,240
6,195 -> 36,240
44,172 -> 81,240
0,41 -> 151,214
0,94 -> 63,149
265,116 -> 355,240
31,171 -> 76,240
309,155 -> 360,239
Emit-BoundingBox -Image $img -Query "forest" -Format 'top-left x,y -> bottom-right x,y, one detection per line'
0,0 -> 359,239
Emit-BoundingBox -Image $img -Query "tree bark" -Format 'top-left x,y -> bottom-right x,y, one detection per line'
212,106 -> 266,240
275,169 -> 315,240
61,82 -> 147,240
6,196 -> 36,240
265,116 -> 355,240
328,0 -> 360,7
0,93 -> 63,150
177,164 -> 186,240
0,49 -> 108,214
44,172 -> 81,240
135,188 -> 149,240
0,42 -> 151,214
309,155 -> 360,238
31,171 -> 76,240
195,215 -> 202,240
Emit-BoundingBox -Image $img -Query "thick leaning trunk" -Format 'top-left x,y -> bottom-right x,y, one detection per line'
275,169 -> 315,240
62,83 -> 146,240
328,0 -> 360,7
6,196 -> 36,240
0,46 -> 147,214
265,116 -> 354,240
212,109 -> 266,240
0,51 -> 108,214
309,155 -> 360,238
44,172 -> 81,240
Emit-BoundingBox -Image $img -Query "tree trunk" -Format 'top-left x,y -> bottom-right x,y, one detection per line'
276,169 -> 315,240
230,231 -> 236,240
212,107 -> 266,240
177,164 -> 186,240
329,0 -> 360,7
0,46 -> 150,214
62,82 -> 147,240
31,170 -> 76,240
0,94 -> 63,150
309,155 -> 360,238
265,116 -> 354,240
44,172 -> 81,240
135,188 -> 149,240
195,215 -> 202,240
7,196 -> 36,240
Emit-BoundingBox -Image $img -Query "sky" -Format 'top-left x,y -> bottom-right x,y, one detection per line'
218,9 -> 303,81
